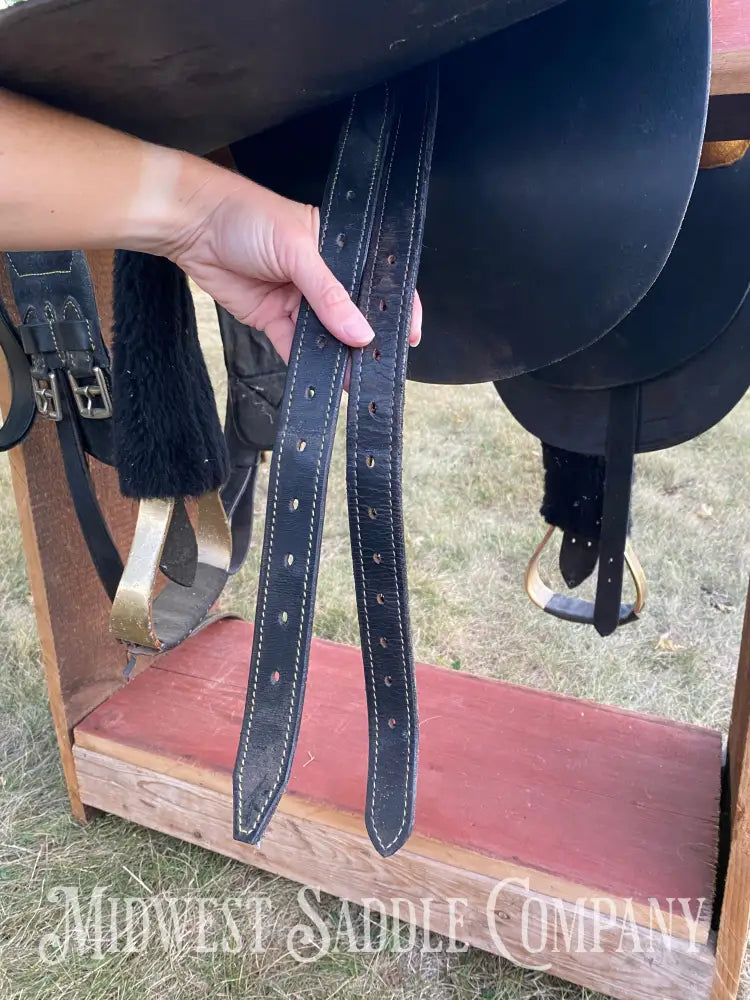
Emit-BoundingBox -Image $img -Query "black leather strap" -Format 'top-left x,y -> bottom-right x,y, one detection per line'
346,71 -> 438,855
233,83 -> 398,849
54,380 -> 124,600
3,251 -> 125,598
233,70 -> 438,856
3,250 -> 202,599
593,384 -> 640,636
0,305 -> 36,452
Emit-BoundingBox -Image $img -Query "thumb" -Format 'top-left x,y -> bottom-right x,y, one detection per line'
290,242 -> 374,347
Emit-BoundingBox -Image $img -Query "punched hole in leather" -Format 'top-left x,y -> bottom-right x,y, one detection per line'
232,67 -> 438,858
232,83 -> 400,851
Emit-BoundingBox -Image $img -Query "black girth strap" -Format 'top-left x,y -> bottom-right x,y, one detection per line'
3,250 -> 124,600
233,68 -> 438,856
2,250 -> 204,601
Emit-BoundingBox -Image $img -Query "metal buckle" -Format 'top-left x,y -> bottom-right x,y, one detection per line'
67,366 -> 113,419
31,371 -> 62,421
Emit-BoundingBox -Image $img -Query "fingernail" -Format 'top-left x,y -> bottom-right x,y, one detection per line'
341,312 -> 374,345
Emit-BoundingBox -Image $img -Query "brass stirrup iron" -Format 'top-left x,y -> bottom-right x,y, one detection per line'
110,490 -> 232,655
524,525 -> 648,628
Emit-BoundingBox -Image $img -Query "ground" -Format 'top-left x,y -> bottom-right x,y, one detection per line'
0,287 -> 748,999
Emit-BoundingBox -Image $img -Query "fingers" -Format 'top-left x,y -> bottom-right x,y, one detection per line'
263,315 -> 296,363
290,243 -> 374,348
410,289 -> 422,346
263,284 -> 422,364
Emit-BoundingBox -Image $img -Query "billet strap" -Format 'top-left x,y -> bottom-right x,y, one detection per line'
233,82 -> 398,850
233,68 -> 438,857
0,304 -> 37,452
109,489 -> 232,654
525,525 -> 647,627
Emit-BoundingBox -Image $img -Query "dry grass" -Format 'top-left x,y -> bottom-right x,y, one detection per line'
0,286 -> 748,999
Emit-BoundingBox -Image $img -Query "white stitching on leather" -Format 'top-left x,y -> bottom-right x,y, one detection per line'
43,304 -> 65,368
236,87 -> 391,836
5,254 -> 74,278
64,297 -> 98,354
355,94 -> 430,852
351,115 -> 400,852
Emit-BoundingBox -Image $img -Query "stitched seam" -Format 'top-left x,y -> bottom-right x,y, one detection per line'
352,114 -> 400,851
64,298 -> 98,354
359,98 -> 429,851
354,113 -> 411,851
5,254 -> 74,278
236,88 -> 390,835
43,305 -> 65,368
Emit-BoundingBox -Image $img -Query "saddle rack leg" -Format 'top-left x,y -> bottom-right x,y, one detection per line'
0,252 -> 136,821
711,576 -> 750,1000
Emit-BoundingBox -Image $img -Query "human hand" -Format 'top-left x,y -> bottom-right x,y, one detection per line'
163,158 -> 422,362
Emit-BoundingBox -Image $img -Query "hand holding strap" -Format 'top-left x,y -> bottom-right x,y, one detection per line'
233,83 -> 398,848
233,69 -> 438,856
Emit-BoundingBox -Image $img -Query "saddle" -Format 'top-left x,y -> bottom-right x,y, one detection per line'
0,0 -> 744,858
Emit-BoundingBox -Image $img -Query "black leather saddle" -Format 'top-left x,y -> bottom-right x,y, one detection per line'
498,148 -> 750,635
0,0 -> 737,859
226,0 -> 713,855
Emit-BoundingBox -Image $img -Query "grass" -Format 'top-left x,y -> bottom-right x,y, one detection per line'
0,286 -> 748,998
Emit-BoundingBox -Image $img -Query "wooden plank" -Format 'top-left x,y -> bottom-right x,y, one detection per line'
713,0 -> 750,96
711,578 -> 750,1000
75,618 -> 722,942
73,745 -> 716,1000
0,252 -> 135,820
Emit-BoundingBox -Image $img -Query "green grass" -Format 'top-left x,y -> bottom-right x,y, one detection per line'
0,287 -> 748,998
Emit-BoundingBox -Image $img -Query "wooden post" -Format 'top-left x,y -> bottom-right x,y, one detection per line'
711,578 -> 750,1000
0,251 -> 136,820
